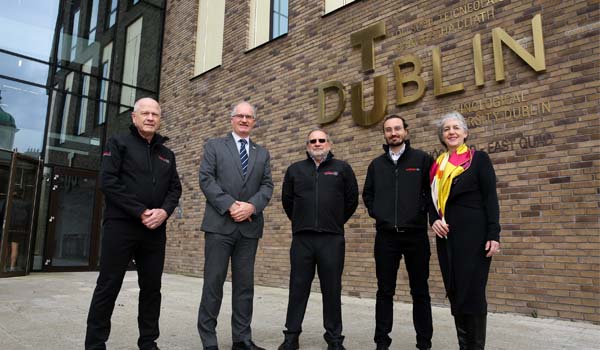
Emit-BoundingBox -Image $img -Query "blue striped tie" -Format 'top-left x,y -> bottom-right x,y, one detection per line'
239,139 -> 248,178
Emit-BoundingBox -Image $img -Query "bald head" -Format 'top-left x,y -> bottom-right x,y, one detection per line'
134,97 -> 161,114
131,98 -> 162,142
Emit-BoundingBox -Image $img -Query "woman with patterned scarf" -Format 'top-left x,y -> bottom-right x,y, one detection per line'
429,111 -> 501,350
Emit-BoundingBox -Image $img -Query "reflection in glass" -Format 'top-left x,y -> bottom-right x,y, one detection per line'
0,80 -> 46,157
78,60 -> 93,135
32,167 -> 51,270
108,0 -> 118,28
88,0 -> 100,45
98,42 -> 113,125
0,52 -> 50,87
60,72 -> 74,144
71,9 -> 80,61
0,0 -> 60,61
51,173 -> 96,267
2,156 -> 38,273
0,151 -> 10,245
120,17 -> 143,112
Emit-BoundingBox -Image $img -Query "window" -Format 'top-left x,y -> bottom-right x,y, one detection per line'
108,0 -> 118,28
249,0 -> 288,48
120,18 -> 142,112
325,0 -> 356,14
71,9 -> 80,61
88,0 -> 99,44
77,60 -> 92,135
60,72 -> 74,143
271,0 -> 288,39
56,25 -> 65,63
194,0 -> 225,75
98,42 -> 112,124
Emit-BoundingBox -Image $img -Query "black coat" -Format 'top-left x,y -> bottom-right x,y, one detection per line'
363,142 -> 433,232
100,125 -> 182,222
282,152 -> 359,235
430,150 -> 501,315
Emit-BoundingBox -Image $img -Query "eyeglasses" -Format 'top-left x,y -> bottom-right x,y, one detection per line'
232,114 -> 255,120
308,138 -> 327,144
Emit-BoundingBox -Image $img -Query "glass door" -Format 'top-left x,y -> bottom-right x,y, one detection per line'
0,152 -> 42,277
43,167 -> 101,270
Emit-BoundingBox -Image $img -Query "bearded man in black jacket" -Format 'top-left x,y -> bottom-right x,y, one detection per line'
363,115 -> 434,350
278,129 -> 358,350
85,98 -> 182,350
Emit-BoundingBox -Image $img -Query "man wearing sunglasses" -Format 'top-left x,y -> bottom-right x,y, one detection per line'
278,129 -> 359,350
197,101 -> 274,350
362,115 -> 434,350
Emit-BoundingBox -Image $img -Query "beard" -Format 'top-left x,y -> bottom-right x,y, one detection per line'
308,149 -> 329,162
386,137 -> 405,147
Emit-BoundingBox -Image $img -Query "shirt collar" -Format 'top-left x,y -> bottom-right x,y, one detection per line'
388,143 -> 406,158
231,132 -> 250,145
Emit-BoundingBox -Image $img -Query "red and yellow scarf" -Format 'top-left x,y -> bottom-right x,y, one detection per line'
430,144 -> 474,219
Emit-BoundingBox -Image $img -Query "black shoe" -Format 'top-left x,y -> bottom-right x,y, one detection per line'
417,347 -> 431,350
376,344 -> 389,350
327,343 -> 346,350
232,340 -> 266,350
141,345 -> 160,350
278,338 -> 299,350
204,346 -> 219,350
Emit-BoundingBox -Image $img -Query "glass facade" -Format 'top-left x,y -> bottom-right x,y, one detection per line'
0,0 -> 166,276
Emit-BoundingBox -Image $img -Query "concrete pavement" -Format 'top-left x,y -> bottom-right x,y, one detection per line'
0,272 -> 598,349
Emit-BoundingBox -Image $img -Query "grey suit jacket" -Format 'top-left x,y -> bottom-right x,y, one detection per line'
199,133 -> 273,238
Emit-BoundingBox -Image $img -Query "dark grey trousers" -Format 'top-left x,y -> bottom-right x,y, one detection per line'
197,230 -> 259,348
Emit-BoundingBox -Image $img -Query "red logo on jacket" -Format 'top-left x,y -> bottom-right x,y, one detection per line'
405,168 -> 420,172
158,155 -> 170,164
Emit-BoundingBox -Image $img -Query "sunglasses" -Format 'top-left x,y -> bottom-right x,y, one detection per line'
308,138 -> 327,144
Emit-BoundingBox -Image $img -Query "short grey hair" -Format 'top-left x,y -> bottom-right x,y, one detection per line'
133,97 -> 161,114
436,111 -> 468,147
306,128 -> 331,144
230,101 -> 257,119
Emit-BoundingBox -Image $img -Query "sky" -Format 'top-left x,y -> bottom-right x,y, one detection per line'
0,0 -> 60,152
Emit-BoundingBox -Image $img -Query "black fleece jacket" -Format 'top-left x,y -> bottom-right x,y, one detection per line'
282,152 -> 359,235
362,141 -> 433,232
100,125 -> 182,221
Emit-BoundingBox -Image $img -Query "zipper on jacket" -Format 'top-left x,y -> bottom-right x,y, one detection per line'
394,166 -> 399,231
314,165 -> 319,229
147,144 -> 156,185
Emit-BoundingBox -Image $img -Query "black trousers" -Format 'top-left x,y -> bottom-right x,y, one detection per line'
283,232 -> 345,345
85,219 -> 166,350
374,229 -> 433,348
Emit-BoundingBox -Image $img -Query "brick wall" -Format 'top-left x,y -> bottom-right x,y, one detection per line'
159,0 -> 599,323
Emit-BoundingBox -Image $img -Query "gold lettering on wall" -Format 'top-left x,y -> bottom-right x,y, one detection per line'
492,14 -> 546,82
433,47 -> 465,96
317,11 -> 547,127
394,55 -> 426,106
350,21 -> 386,73
317,81 -> 346,124
351,75 -> 387,126
473,34 -> 485,86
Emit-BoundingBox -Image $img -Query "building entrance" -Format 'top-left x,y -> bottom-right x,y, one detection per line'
43,167 -> 101,270
0,151 -> 42,277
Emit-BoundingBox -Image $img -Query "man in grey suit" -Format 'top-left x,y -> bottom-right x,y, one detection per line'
197,101 -> 273,350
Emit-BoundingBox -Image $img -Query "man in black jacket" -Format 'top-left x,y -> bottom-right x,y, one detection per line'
363,115 -> 434,350
85,98 -> 182,350
278,129 -> 358,350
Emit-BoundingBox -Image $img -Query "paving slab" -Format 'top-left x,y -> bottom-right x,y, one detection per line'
0,272 -> 598,349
